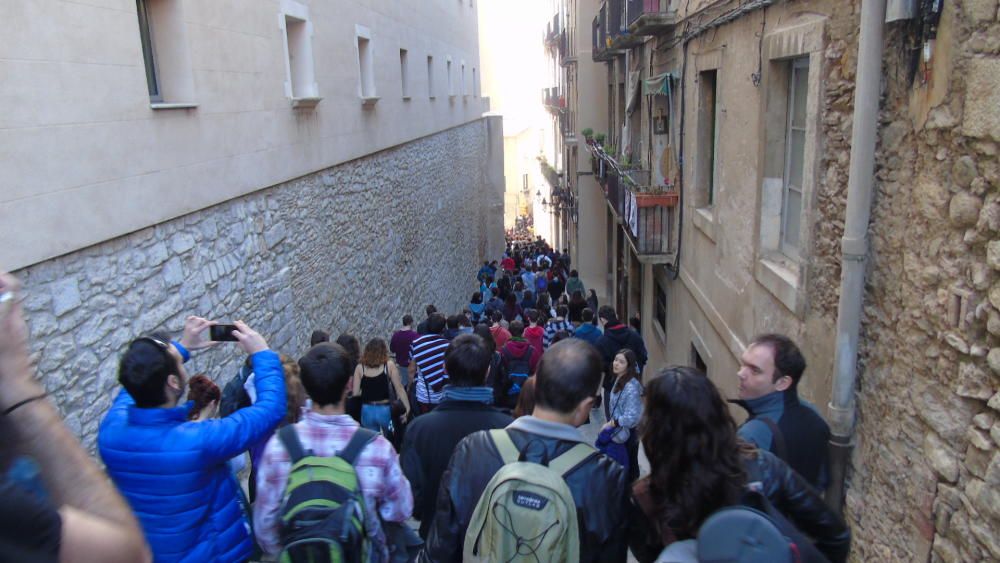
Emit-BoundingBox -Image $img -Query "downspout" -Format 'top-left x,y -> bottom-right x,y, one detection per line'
827,0 -> 887,513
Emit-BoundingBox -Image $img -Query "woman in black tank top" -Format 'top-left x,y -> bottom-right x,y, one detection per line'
353,338 -> 410,434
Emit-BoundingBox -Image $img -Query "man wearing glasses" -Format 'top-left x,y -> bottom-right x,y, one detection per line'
98,317 -> 286,562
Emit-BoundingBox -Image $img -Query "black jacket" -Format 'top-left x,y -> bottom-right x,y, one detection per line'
629,449 -> 851,563
400,400 -> 512,538
596,325 -> 649,372
420,422 -> 629,562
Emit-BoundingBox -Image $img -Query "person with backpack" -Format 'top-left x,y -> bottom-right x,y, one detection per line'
254,342 -> 414,562
420,339 -> 628,563
498,320 -> 540,410
523,309 -> 546,353
543,304 -> 575,348
629,366 -> 850,563
401,334 -> 513,540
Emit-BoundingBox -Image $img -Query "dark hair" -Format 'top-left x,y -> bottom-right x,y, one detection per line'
280,353 -> 307,425
513,376 -> 537,418
425,304 -> 437,317
473,324 -> 497,355
426,312 -> 446,334
402,314 -> 414,326
490,310 -> 504,324
534,339 -> 602,414
118,331 -> 178,408
361,337 -> 389,368
310,330 -> 330,346
471,292 -> 483,304
505,293 -> 517,306
458,314 -> 472,327
629,316 -> 641,333
570,290 -> 585,304
551,330 -> 571,345
186,374 -> 220,420
555,305 -> 568,318
522,290 -> 534,302
750,334 -> 807,388
509,319 -> 525,337
298,343 -> 354,407
335,334 -> 361,373
641,366 -> 749,539
536,293 -> 552,311
446,314 -> 461,330
524,309 -> 539,326
598,305 -> 618,324
445,334 -> 492,387
612,348 -> 640,392
570,269 -> 579,277
582,308 -> 595,323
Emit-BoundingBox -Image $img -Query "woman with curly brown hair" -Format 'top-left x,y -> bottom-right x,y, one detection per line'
629,366 -> 851,563
353,337 -> 409,434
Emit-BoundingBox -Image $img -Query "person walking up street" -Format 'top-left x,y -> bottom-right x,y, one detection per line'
543,305 -> 575,348
390,315 -> 419,388
565,269 -> 585,298
409,313 -> 450,413
401,334 -> 513,539
254,342 -> 414,561
573,308 -> 602,347
420,339 -> 628,562
488,310 -> 511,349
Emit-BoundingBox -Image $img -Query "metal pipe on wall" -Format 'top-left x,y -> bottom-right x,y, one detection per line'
827,0 -> 888,512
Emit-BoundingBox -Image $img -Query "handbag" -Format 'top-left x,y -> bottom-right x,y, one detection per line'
385,364 -> 407,420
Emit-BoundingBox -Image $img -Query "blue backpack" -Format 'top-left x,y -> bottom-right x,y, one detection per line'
535,275 -> 548,293
501,346 -> 534,397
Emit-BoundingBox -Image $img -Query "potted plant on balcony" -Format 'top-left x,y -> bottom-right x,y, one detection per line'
594,133 -> 606,145
582,128 -> 594,142
635,179 -> 680,208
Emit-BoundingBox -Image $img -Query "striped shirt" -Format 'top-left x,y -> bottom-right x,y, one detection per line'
410,334 -> 450,404
543,318 -> 575,348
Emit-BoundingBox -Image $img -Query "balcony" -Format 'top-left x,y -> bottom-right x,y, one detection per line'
589,143 -> 676,261
544,13 -> 561,48
605,0 -> 645,50
626,0 -> 678,37
592,2 -> 625,62
541,87 -> 565,114
539,157 -> 562,190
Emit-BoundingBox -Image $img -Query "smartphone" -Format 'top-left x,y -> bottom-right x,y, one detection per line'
209,324 -> 239,342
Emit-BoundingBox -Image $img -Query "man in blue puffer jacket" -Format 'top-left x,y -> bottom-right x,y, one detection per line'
98,317 -> 286,563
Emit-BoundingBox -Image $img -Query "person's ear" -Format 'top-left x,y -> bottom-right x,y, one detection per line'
774,374 -> 792,392
166,374 -> 183,394
574,396 -> 595,426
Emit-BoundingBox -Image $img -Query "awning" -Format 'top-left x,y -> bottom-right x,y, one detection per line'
643,72 -> 673,97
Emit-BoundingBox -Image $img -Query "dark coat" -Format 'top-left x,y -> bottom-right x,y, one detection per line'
596,325 -> 649,371
420,425 -> 629,562
629,449 -> 851,563
400,400 -> 512,538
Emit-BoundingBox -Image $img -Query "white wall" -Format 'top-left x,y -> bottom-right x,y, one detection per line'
1,0 -> 489,271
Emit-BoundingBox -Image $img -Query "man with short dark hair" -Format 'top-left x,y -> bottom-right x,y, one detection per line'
409,313 -> 450,412
254,343 -> 413,559
99,319 -> 285,562
401,335 -> 513,539
443,314 -> 462,341
390,315 -> 419,388
595,306 -> 648,404
416,305 -> 437,335
734,333 -> 831,489
573,308 -> 601,346
421,339 -> 628,562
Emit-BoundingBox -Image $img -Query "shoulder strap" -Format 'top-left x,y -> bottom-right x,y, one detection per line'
548,443 -> 596,476
489,429 -> 521,465
278,425 -> 307,463
758,417 -> 788,461
339,428 -> 379,465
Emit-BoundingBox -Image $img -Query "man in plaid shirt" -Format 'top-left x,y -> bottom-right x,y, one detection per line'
254,342 -> 413,561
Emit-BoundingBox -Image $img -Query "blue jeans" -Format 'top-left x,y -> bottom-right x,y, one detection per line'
361,403 -> 393,434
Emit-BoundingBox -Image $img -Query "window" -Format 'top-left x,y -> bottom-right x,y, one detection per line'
135,0 -> 196,106
427,55 -> 435,98
280,1 -> 319,106
472,67 -> 478,97
461,62 -> 466,96
780,58 -> 809,257
697,69 -> 719,206
399,49 -> 410,99
654,278 -> 667,333
355,26 -> 376,102
447,59 -> 454,96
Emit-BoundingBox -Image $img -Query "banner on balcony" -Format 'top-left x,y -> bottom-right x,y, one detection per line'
626,70 -> 642,115
642,72 -> 673,97
626,190 -> 638,237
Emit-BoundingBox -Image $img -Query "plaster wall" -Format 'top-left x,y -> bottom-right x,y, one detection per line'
1,0 -> 488,271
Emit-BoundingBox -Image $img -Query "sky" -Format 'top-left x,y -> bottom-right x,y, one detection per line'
477,0 -> 549,135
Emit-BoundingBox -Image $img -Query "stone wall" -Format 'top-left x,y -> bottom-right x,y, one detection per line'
843,1 -> 1000,561
13,119 -> 503,453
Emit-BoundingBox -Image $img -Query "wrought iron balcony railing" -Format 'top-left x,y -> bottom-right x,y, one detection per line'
626,0 -> 678,37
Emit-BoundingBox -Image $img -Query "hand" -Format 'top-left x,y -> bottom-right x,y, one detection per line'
231,321 -> 268,356
602,420 -> 615,431
0,273 -> 30,378
179,316 -> 217,351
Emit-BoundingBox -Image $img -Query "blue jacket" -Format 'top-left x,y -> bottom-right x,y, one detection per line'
734,390 -> 831,491
99,350 -> 286,563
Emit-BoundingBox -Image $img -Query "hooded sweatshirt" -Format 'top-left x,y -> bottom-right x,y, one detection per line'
501,338 -> 541,375
573,323 -> 601,346
596,324 -> 648,370
523,325 -> 546,356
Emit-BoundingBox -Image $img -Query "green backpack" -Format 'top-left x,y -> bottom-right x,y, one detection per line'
464,429 -> 594,563
277,425 -> 378,563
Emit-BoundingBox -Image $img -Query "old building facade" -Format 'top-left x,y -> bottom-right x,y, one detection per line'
3,0 -> 504,451
553,0 -> 1000,560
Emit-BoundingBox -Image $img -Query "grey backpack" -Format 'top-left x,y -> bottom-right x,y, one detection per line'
464,429 -> 594,563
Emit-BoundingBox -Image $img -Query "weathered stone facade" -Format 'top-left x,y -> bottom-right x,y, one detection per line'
845,1 -> 1000,561
13,120 -> 503,453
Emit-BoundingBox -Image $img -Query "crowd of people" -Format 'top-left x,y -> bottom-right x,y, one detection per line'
0,236 -> 850,562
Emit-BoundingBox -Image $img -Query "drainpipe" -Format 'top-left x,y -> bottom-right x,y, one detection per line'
827,0 -> 887,513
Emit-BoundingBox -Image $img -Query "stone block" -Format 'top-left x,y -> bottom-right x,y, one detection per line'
949,192 -> 982,226
980,201 -> 1000,233
990,284 -> 1000,311
171,233 -> 196,255
990,390 -> 1000,411
974,412 -> 997,430
992,422 -> 1000,446
162,257 -> 184,288
967,443 -> 992,478
924,432 -> 960,482
51,278 -> 82,317
914,382 -> 978,442
963,59 -> 1000,141
970,517 -> 1000,560
965,0 -> 999,23
952,156 -> 979,189
968,426 -> 994,450
932,535 -> 960,563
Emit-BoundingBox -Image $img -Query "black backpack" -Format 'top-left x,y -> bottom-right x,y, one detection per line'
500,346 -> 533,398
